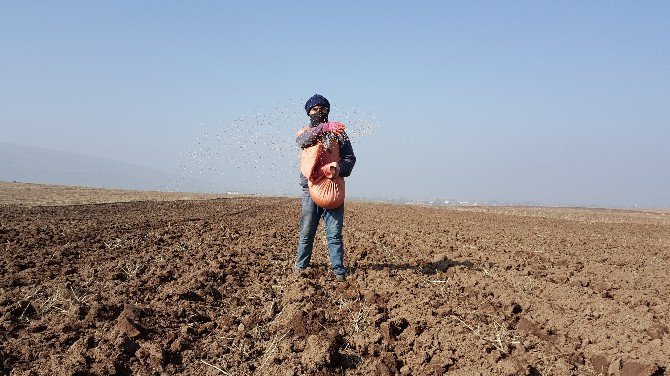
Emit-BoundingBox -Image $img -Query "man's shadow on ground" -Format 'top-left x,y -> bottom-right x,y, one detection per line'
350,258 -> 475,276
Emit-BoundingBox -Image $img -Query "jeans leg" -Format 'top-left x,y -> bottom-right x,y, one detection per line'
296,189 -> 320,269
323,203 -> 346,276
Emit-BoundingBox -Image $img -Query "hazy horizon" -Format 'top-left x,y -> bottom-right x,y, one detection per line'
2,2 -> 668,208
0,141 -> 662,210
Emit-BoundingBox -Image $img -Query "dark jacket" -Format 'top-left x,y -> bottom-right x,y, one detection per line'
296,123 -> 356,188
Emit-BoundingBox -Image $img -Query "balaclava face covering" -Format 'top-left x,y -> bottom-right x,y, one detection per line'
309,108 -> 329,126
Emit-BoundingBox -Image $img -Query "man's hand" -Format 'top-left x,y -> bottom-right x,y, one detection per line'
321,162 -> 340,178
322,122 -> 345,135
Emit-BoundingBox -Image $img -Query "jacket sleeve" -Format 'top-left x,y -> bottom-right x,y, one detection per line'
338,133 -> 356,178
295,124 -> 324,148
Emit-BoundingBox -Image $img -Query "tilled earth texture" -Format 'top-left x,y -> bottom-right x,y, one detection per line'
1,183 -> 669,375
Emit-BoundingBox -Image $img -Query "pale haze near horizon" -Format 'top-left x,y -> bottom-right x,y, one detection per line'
1,2 -> 668,208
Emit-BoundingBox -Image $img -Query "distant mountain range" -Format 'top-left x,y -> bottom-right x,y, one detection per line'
0,142 -> 176,191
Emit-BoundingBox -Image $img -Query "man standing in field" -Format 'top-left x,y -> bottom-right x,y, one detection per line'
295,94 -> 356,281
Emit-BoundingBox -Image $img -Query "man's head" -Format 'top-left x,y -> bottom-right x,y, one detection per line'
305,94 -> 330,126
305,94 -> 330,115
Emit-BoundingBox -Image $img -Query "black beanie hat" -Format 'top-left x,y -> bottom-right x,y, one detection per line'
304,94 -> 330,114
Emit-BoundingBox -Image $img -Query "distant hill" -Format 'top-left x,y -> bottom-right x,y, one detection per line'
0,142 -> 175,191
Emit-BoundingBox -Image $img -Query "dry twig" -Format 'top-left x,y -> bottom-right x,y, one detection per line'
121,262 -> 142,279
450,314 -> 520,353
199,359 -> 232,375
351,309 -> 368,333
258,330 -> 290,372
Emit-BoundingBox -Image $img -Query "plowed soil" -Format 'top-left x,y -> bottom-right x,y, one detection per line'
1,183 -> 669,375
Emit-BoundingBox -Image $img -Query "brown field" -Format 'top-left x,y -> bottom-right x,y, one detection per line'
1,182 -> 669,375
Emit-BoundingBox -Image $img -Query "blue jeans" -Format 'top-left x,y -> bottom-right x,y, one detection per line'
296,188 -> 346,276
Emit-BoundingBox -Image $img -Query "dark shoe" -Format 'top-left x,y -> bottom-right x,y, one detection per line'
335,274 -> 346,282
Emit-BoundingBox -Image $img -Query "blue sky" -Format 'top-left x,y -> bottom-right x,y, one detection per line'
1,2 -> 668,207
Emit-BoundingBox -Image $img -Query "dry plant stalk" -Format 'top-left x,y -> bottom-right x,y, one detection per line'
121,262 -> 142,279
481,268 -> 499,278
199,359 -> 232,375
146,252 -> 167,275
70,286 -> 93,304
257,330 -> 290,372
334,296 -> 371,333
450,314 -> 520,353
216,336 -> 251,360
351,309 -> 369,333
15,285 -> 93,320
428,279 -> 449,283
